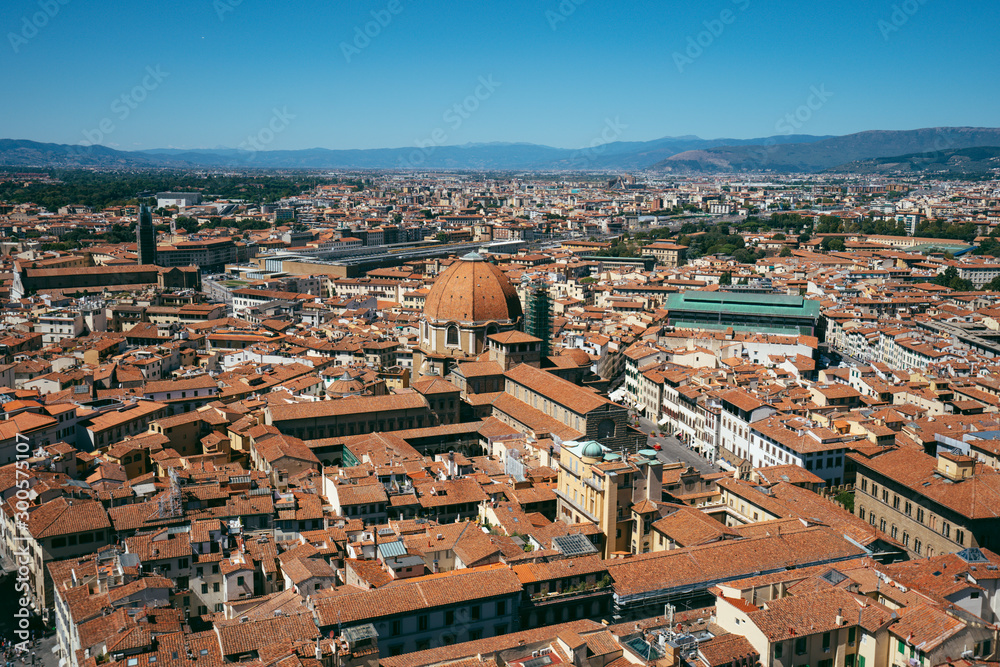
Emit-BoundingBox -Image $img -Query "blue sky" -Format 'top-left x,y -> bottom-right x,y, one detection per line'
2,0 -> 998,150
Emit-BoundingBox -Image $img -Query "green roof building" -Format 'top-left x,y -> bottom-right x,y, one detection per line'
664,291 -> 821,336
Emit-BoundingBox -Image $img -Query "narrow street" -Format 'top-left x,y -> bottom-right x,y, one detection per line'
635,415 -> 715,474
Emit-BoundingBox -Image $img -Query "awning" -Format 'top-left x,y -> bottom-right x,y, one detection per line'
658,416 -> 669,425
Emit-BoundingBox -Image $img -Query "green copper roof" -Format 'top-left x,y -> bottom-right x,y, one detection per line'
665,291 -> 821,318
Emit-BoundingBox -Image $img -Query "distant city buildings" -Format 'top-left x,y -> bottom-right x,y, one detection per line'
0,170 -> 998,666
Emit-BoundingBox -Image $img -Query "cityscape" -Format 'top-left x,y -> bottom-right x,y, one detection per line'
2,2 -> 1000,667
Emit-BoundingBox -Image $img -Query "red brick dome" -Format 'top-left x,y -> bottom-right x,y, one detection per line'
424,253 -> 523,324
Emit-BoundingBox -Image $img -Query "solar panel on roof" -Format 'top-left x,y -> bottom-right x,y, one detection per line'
552,533 -> 598,557
820,568 -> 848,585
958,547 -> 989,563
521,657 -> 553,667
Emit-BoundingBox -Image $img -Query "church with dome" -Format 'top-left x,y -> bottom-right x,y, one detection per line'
413,251 -> 525,377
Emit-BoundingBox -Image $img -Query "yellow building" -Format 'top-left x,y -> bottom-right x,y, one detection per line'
555,440 -> 663,557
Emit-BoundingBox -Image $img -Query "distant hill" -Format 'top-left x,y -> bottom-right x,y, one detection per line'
0,138 -> 187,168
826,146 -> 1000,175
0,134 -> 832,171
653,127 -> 1000,173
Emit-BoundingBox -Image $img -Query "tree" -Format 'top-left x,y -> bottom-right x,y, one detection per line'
822,237 -> 845,252
719,271 -> 733,285
772,233 -> 786,240
987,276 -> 1000,291
779,246 -> 793,257
435,232 -> 449,243
934,266 -> 959,287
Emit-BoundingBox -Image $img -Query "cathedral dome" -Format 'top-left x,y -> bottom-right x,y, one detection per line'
423,252 -> 523,324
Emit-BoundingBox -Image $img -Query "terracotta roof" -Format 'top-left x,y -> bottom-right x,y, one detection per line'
424,256 -> 523,324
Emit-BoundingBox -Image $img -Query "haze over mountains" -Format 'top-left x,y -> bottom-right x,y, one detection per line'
1,127 -> 998,173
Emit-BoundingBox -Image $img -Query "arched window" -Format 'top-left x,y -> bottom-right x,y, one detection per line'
446,325 -> 459,346
597,419 -> 616,439
485,323 -> 499,338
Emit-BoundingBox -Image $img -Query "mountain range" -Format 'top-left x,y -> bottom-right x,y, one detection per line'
1,127 -> 998,173
824,146 -> 1000,175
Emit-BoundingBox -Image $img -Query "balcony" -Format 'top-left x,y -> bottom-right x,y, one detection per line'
528,578 -> 613,605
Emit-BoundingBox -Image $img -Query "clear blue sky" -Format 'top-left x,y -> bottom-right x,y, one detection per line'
2,0 -> 998,151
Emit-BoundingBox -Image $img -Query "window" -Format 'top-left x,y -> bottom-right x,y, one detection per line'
898,640 -> 906,654
846,654 -> 855,667
822,632 -> 831,652
494,624 -> 508,635
916,508 -> 924,523
795,637 -> 807,655
859,507 -> 865,520
418,614 -> 428,631
914,538 -> 922,555
956,530 -> 965,545
201,584 -> 208,594
496,600 -> 506,616
774,642 -> 783,659
446,325 -> 459,346
848,627 -> 856,645
470,605 -> 480,620
445,610 -> 455,625
392,620 -> 401,636
213,582 -> 220,592
469,628 -> 483,640
237,576 -> 244,587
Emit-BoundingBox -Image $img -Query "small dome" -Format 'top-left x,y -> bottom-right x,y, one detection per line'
582,441 -> 604,458
561,349 -> 591,367
424,255 -> 523,324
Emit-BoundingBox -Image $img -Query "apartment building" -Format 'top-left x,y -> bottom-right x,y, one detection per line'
496,363 -> 642,452
265,393 -> 434,440
714,574 -> 895,667
850,448 -> 1000,558
312,566 -> 523,658
555,440 -> 663,557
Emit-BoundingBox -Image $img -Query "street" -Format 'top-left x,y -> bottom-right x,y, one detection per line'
635,415 -> 715,474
